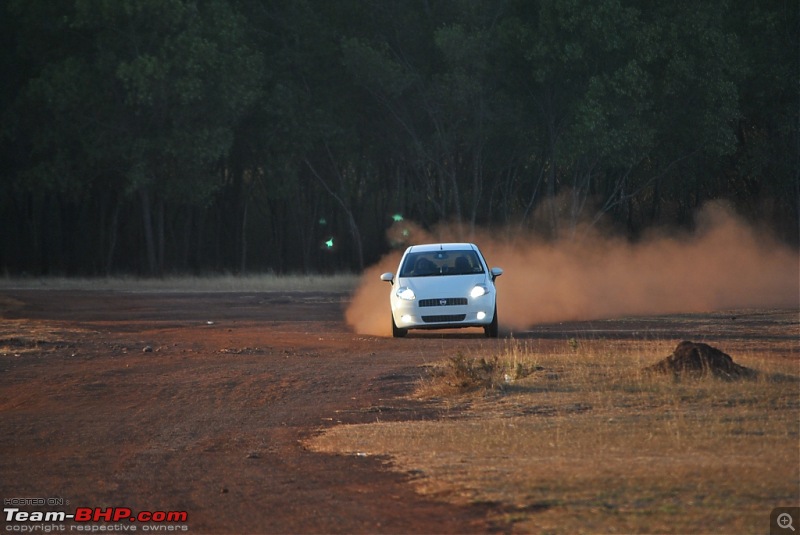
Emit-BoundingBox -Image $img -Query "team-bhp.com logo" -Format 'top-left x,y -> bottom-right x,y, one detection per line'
74,508 -> 187,524
4,506 -> 189,531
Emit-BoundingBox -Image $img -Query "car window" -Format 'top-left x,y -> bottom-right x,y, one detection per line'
399,250 -> 484,277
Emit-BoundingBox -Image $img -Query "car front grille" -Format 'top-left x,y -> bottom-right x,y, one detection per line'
418,298 -> 468,307
421,314 -> 466,323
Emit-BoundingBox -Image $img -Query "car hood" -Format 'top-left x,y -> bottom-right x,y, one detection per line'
398,273 -> 489,295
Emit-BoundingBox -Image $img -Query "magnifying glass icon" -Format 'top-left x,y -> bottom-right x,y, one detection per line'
778,513 -> 796,532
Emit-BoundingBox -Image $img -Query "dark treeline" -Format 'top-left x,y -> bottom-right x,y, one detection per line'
1,0 -> 797,275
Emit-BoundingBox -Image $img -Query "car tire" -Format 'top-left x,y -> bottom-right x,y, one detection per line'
392,314 -> 408,338
484,306 -> 499,338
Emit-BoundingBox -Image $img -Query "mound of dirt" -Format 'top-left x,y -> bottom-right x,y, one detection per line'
645,341 -> 758,380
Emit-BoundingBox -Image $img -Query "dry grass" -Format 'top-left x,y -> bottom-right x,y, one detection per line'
0,273 -> 360,293
308,335 -> 800,533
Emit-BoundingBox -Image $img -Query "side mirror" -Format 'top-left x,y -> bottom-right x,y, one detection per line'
490,267 -> 503,282
380,272 -> 394,283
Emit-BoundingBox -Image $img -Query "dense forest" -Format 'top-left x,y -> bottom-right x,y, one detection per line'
1,0 -> 797,275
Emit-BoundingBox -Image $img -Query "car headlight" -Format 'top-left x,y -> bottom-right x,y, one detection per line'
470,285 -> 488,298
396,287 -> 416,300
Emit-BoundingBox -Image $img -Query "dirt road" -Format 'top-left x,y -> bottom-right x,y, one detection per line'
1,290 -> 511,534
1,290 -> 796,533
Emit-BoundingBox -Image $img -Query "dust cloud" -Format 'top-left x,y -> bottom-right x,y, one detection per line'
345,202 -> 799,336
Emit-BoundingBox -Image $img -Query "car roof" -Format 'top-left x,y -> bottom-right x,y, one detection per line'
406,243 -> 478,253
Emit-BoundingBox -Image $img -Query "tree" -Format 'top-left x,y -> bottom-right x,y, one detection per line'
0,0 -> 795,276
6,0 -> 262,274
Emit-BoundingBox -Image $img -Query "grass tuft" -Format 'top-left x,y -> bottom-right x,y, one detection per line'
417,341 -> 543,395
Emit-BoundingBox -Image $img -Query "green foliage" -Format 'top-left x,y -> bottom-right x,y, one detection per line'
0,0 -> 795,275
9,0 -> 262,204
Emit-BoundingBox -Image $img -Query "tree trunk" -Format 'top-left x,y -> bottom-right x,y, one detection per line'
156,196 -> 165,274
139,188 -> 158,275
240,200 -> 248,274
105,199 -> 119,275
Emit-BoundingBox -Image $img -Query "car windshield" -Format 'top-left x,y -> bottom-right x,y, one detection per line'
399,250 -> 484,277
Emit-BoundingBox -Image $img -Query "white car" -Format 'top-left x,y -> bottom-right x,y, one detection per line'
380,243 -> 503,337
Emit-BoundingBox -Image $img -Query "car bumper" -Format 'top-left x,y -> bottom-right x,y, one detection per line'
391,300 -> 495,329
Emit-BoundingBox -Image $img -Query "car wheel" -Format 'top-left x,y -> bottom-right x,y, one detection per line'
392,314 -> 408,338
484,306 -> 498,338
